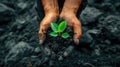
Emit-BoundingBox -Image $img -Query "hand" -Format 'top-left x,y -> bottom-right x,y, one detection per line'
38,0 -> 59,45
38,13 -> 58,44
60,12 -> 82,45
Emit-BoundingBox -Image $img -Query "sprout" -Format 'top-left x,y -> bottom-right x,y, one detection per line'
50,21 -> 70,39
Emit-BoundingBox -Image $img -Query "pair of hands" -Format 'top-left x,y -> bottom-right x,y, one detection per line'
38,11 -> 82,45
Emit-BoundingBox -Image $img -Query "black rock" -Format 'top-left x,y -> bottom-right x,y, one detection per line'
34,47 -> 41,53
5,39 -> 16,50
58,56 -> 63,61
17,2 -> 27,9
103,15 -> 120,40
63,46 -> 74,57
10,19 -> 27,32
43,47 -> 51,56
80,27 -> 100,44
87,0 -> 103,6
0,3 -> 15,24
80,6 -> 102,25
5,41 -> 33,67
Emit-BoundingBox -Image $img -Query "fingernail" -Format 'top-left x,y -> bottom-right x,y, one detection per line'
74,39 -> 79,45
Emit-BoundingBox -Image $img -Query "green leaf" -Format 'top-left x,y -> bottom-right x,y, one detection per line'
51,22 -> 58,32
50,32 -> 58,37
58,21 -> 67,32
61,32 -> 70,39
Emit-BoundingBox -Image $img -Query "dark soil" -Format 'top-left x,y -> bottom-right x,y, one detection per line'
0,0 -> 120,67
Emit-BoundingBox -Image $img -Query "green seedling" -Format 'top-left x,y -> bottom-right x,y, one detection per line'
50,21 -> 70,39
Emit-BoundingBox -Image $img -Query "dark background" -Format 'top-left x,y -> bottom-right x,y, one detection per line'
0,0 -> 120,67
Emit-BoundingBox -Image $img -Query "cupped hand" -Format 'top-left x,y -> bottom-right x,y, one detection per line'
60,12 -> 82,45
38,13 -> 58,45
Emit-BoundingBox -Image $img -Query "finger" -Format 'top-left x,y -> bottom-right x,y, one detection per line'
73,20 -> 82,45
38,24 -> 47,45
38,31 -> 46,45
38,19 -> 50,45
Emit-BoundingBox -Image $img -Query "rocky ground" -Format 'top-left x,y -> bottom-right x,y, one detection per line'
0,0 -> 120,67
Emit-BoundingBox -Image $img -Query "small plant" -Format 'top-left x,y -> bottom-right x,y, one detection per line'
50,21 -> 70,38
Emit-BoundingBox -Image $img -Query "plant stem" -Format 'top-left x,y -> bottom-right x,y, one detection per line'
58,32 -> 61,37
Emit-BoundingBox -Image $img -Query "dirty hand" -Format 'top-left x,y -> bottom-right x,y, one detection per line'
38,13 -> 58,44
60,12 -> 82,45
60,0 -> 82,45
38,0 -> 59,45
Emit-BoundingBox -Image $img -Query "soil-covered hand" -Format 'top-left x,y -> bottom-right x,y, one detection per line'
38,0 -> 59,45
60,12 -> 82,45
38,13 -> 58,45
60,0 -> 82,45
